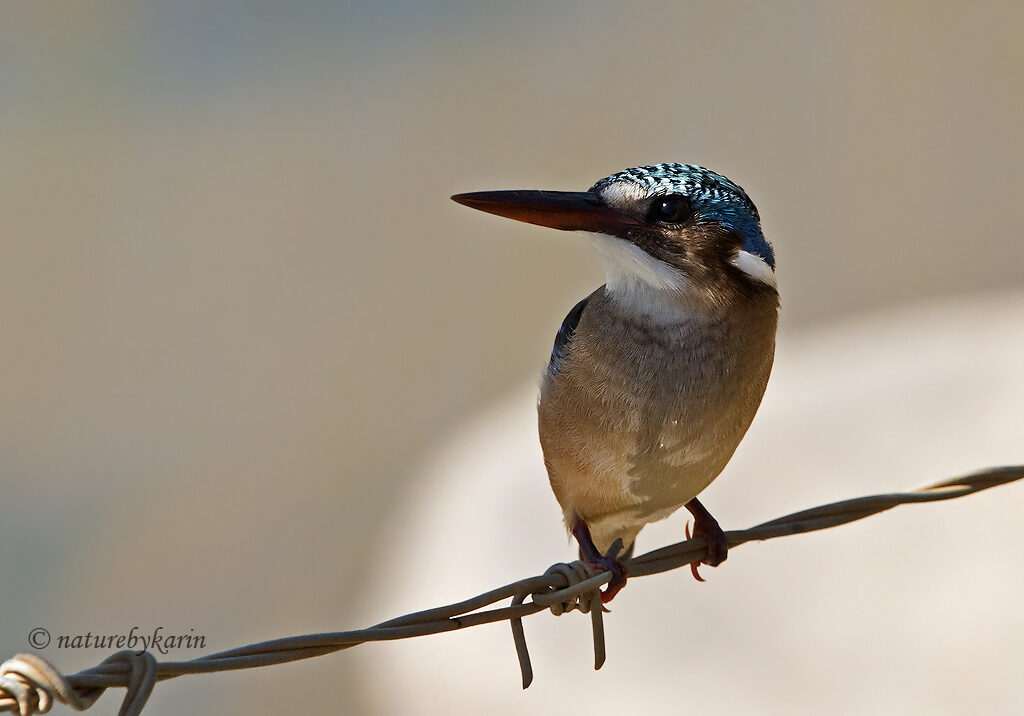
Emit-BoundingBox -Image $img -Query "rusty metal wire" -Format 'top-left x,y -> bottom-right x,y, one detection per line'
2,465 -> 1021,716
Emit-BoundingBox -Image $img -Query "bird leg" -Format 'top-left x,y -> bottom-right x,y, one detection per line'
684,497 -> 727,582
571,519 -> 627,604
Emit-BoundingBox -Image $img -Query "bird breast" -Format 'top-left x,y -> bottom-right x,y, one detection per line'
538,289 -> 777,549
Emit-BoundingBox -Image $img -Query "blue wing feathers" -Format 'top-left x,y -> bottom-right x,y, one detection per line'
548,296 -> 589,374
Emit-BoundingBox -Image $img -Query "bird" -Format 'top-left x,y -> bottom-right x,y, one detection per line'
452,163 -> 778,602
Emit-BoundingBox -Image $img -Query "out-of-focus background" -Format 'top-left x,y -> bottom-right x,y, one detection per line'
1,3 -> 1021,714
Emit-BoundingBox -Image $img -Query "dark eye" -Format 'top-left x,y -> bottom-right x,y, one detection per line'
649,194 -> 693,224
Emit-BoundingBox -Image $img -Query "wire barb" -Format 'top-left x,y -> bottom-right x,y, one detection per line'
0,651 -> 155,716
2,465 -> 1021,714
512,559 -> 611,687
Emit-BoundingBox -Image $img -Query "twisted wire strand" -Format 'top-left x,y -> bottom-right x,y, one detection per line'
2,465 -> 1020,715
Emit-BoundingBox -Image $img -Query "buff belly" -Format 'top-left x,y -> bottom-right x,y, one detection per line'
538,293 -> 776,554
539,392 -> 747,554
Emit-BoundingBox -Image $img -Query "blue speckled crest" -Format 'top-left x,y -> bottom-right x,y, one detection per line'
591,163 -> 775,269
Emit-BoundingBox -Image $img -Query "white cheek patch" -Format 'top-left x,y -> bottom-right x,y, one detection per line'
585,233 -> 687,294
731,249 -> 777,288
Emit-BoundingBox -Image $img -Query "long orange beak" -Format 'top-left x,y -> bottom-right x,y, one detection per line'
451,190 -> 643,234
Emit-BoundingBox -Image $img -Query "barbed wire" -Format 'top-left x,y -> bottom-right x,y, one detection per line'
2,465 -> 1021,716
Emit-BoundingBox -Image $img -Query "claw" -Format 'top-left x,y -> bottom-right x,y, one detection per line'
685,522 -> 706,582
594,556 -> 627,605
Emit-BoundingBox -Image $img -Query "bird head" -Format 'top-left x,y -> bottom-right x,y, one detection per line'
453,163 -> 776,309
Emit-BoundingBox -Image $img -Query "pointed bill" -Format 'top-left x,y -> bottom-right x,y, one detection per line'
451,190 -> 643,233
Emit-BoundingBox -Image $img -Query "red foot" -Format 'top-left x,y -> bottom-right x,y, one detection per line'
591,555 -> 627,606
571,520 -> 628,605
684,498 -> 728,582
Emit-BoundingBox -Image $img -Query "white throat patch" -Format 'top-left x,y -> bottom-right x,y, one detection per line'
585,232 -> 687,293
584,232 -> 695,321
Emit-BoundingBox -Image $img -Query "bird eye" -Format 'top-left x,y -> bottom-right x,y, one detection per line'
648,195 -> 693,224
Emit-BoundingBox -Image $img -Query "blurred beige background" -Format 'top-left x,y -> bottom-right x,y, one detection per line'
0,2 -> 1022,714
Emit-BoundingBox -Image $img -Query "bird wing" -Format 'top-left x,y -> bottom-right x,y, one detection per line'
548,296 -> 590,374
